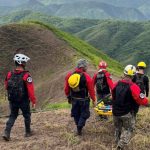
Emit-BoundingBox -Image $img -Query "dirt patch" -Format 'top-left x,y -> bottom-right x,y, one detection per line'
0,108 -> 149,150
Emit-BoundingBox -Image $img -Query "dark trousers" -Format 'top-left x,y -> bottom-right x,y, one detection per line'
5,100 -> 31,136
71,98 -> 90,128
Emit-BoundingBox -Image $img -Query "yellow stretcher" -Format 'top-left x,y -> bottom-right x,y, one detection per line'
94,101 -> 112,116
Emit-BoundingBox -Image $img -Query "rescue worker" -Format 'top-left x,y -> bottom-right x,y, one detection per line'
64,59 -> 97,135
131,62 -> 149,130
3,53 -> 36,141
93,61 -> 113,119
112,65 -> 149,150
93,60 -> 113,102
132,61 -> 149,111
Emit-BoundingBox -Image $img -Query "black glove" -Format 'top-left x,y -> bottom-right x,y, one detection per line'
67,96 -> 72,104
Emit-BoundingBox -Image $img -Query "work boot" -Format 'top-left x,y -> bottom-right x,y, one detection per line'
116,146 -> 123,150
77,126 -> 82,136
2,131 -> 10,141
25,131 -> 34,137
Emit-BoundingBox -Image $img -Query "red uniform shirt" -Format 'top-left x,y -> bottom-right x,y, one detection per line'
93,69 -> 114,91
113,80 -> 148,106
64,68 -> 96,101
5,70 -> 36,105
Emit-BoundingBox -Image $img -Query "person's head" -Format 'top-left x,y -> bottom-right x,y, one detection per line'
98,60 -> 107,69
13,54 -> 30,69
137,61 -> 146,71
76,59 -> 88,71
124,65 -> 136,79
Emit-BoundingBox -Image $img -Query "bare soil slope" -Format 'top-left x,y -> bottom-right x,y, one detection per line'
0,108 -> 149,150
0,23 -> 78,108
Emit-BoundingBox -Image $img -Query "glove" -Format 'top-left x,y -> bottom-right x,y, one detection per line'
67,96 -> 72,104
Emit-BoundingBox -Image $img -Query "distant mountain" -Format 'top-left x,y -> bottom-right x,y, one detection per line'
91,0 -> 149,8
75,21 -> 150,75
38,0 -> 150,20
0,0 -> 28,7
38,0 -> 150,8
0,0 -> 149,20
1,12 -> 150,75
138,2 -> 150,18
0,6 -> 13,16
42,2 -> 146,21
14,0 -> 44,12
0,11 -> 101,32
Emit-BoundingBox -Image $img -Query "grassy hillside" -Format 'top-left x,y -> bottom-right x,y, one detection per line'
1,12 -> 149,74
75,20 -> 150,75
0,22 -> 122,115
0,11 -> 101,33
30,21 -> 122,74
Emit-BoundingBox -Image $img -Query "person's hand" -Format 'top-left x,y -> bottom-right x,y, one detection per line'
92,100 -> 97,107
109,95 -> 112,99
67,96 -> 72,104
32,103 -> 36,109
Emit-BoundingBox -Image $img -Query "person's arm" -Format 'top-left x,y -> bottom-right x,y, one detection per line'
144,76 -> 149,97
84,73 -> 96,102
4,72 -> 11,90
130,83 -> 148,106
92,73 -> 97,86
105,71 -> 114,91
23,73 -> 36,106
64,72 -> 72,97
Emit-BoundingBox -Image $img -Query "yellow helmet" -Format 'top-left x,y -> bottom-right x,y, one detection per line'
124,65 -> 136,76
137,62 -> 146,68
68,73 -> 80,88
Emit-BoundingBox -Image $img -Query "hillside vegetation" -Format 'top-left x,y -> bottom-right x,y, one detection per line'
0,0 -> 149,20
75,20 -> 150,75
0,22 -> 122,115
1,12 -> 149,75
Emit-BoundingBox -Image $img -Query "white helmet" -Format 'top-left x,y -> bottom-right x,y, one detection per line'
124,65 -> 136,76
13,54 -> 30,65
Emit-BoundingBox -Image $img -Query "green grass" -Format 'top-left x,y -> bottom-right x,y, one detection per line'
25,21 -> 123,76
45,102 -> 71,110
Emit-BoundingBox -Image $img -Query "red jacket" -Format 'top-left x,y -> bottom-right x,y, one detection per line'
93,69 -> 114,91
5,70 -> 36,105
113,80 -> 148,106
64,68 -> 96,101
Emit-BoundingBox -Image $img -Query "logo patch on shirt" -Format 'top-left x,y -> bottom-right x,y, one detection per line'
27,77 -> 32,83
140,93 -> 145,99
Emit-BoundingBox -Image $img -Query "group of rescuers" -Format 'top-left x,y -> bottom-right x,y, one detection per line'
2,53 -> 149,150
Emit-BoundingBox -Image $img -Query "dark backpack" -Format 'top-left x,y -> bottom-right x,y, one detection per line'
112,81 -> 134,116
96,71 -> 108,93
69,72 -> 88,99
7,71 -> 28,102
135,74 -> 145,93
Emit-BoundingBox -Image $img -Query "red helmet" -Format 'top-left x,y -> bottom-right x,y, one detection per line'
98,60 -> 107,69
